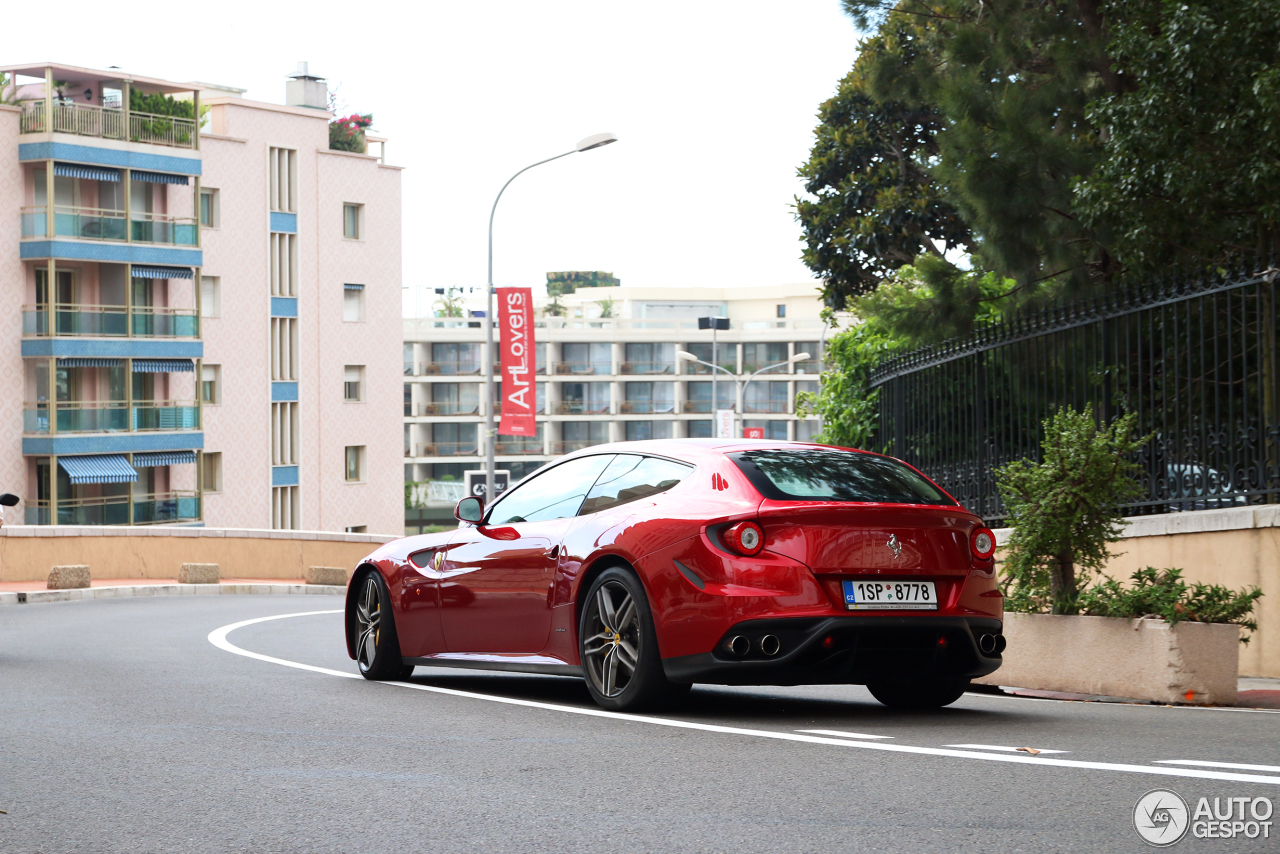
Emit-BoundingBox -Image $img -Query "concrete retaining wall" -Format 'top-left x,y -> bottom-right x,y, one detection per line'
0,526 -> 396,584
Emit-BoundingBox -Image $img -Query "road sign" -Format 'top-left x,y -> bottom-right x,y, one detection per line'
464,469 -> 510,500
743,427 -> 765,439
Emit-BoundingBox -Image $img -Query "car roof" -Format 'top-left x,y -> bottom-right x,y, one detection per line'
559,438 -> 875,465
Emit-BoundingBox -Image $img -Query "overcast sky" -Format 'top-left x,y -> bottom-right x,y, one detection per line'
11,1 -> 861,313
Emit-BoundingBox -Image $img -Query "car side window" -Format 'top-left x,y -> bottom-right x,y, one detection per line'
578,454 -> 692,516
485,455 -> 615,525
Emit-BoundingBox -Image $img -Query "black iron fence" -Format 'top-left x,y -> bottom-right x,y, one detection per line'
868,258 -> 1280,525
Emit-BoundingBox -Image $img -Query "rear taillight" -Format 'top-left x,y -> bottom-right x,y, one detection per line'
970,527 -> 996,560
724,521 -> 765,556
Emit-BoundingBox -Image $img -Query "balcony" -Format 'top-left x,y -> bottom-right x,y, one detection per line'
422,361 -> 481,376
682,401 -> 713,413
23,401 -> 200,434
22,206 -> 198,246
553,401 -> 610,415
552,361 -> 611,375
494,441 -> 545,455
620,401 -> 676,415
24,491 -> 201,526
21,102 -> 198,150
685,361 -> 738,376
23,305 -> 200,338
619,362 -> 674,375
420,402 -> 480,416
743,400 -> 789,414
413,443 -> 479,457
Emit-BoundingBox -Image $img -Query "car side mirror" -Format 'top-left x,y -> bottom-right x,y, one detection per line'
455,496 -> 484,525
0,493 -> 18,507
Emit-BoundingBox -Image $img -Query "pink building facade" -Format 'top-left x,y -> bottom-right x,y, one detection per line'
0,63 -> 402,534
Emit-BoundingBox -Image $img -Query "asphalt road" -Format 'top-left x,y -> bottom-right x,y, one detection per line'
2,596 -> 1278,853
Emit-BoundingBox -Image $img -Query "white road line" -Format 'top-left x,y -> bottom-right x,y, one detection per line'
1155,760 -> 1280,773
798,730 -> 894,739
208,611 -> 1280,787
945,744 -> 1069,754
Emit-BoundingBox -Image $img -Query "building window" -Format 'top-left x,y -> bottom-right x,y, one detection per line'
200,188 -> 220,227
345,445 -> 365,482
202,452 -> 223,492
776,304 -> 786,318
344,365 -> 364,401
343,284 -> 365,322
200,276 -> 221,317
343,203 -> 363,239
201,365 -> 221,404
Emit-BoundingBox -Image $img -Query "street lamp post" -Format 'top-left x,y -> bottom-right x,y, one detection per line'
485,133 -> 617,502
696,316 -> 730,435
677,351 -> 810,438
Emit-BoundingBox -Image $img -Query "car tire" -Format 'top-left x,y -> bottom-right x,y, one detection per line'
352,571 -> 414,681
866,678 -> 969,710
579,566 -> 683,711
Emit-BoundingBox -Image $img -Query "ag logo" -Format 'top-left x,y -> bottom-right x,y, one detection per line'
1134,789 -> 1189,846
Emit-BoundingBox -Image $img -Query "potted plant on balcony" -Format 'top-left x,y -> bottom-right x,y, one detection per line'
329,112 -> 373,153
975,405 -> 1263,704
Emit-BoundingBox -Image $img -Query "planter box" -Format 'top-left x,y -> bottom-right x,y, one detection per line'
975,613 -> 1239,705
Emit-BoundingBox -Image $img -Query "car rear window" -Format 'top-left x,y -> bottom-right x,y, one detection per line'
729,449 -> 955,506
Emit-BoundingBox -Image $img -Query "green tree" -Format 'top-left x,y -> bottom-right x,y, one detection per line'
796,68 -> 971,305
796,320 -> 900,449
850,256 -> 1013,347
996,405 -> 1147,614
1073,0 -> 1280,276
433,287 -> 466,318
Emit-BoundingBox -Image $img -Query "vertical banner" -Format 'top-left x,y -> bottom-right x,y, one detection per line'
497,287 -> 537,437
716,409 -> 735,439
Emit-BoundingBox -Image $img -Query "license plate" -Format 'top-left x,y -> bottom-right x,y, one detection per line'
842,580 -> 938,610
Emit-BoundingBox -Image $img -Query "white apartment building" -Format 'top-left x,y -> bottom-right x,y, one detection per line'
403,283 -> 830,532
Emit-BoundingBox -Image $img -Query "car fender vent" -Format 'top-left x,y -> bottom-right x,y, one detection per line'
673,559 -> 705,591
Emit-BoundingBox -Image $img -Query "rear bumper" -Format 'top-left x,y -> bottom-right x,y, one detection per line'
661,615 -> 1004,686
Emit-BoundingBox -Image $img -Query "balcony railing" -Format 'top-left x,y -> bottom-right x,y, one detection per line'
553,401 -> 611,415
132,491 -> 202,524
744,400 -> 789,414
413,442 -> 479,457
423,361 -> 481,376
23,304 -> 199,338
619,362 -> 674,375
421,402 -> 480,416
685,361 -> 739,375
495,441 -> 545,455
554,440 -> 603,453
23,401 -> 200,434
20,102 -> 197,149
682,400 -> 713,413
620,401 -> 676,414
22,206 -> 198,246
552,361 -> 611,375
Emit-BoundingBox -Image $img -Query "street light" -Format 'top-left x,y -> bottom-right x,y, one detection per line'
485,133 -> 618,502
677,351 -> 811,438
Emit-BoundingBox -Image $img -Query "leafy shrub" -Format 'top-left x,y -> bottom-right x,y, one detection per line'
1077,567 -> 1263,643
329,113 -> 372,153
996,405 -> 1148,614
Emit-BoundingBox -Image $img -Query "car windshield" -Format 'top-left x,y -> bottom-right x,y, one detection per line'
729,449 -> 955,506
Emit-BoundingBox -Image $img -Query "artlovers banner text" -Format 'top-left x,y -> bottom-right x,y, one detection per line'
498,287 -> 537,436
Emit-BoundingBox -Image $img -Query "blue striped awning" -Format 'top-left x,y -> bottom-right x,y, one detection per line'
131,265 -> 194,280
131,171 -> 189,185
344,283 -> 365,291
57,357 -> 122,368
132,451 -> 197,468
57,454 -> 138,485
54,163 -> 120,182
132,359 -> 194,373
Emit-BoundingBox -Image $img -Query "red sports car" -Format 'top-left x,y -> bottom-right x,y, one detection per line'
346,440 -> 1004,711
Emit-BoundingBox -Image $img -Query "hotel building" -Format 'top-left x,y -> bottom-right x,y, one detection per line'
403,283 -> 830,532
0,62 -> 403,534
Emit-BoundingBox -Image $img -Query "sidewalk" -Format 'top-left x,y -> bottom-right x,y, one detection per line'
986,678 -> 1280,710
0,577 -> 310,593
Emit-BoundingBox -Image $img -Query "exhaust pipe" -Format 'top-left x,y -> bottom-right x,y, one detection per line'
995,635 -> 1007,654
727,635 -> 751,657
759,635 -> 782,657
977,633 -> 998,655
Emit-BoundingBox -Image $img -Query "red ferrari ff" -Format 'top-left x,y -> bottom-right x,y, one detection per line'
346,440 -> 1004,711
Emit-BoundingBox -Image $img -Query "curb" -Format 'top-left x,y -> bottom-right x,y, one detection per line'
0,584 -> 347,605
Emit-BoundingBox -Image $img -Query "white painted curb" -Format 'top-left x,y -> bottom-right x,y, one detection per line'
1,583 -> 347,605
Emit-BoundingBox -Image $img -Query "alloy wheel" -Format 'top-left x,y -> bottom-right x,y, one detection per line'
355,576 -> 381,672
582,581 -> 640,698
